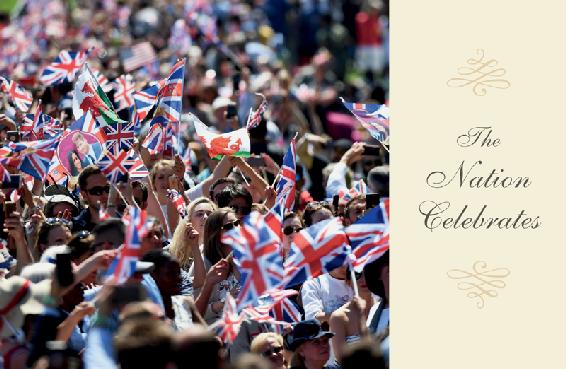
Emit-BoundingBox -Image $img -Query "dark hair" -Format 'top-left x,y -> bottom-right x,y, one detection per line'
92,218 -> 125,243
67,232 -> 94,262
114,318 -> 174,369
142,250 -> 176,271
216,184 -> 253,209
78,165 -> 103,191
132,181 -> 149,204
37,221 -> 70,248
284,212 -> 303,225
67,149 -> 83,177
203,208 -> 234,265
340,336 -> 386,369
209,177 -> 237,199
368,165 -> 389,197
363,250 -> 389,299
344,195 -> 366,217
302,201 -> 333,227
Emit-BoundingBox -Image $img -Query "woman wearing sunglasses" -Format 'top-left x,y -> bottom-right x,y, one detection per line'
191,208 -> 241,324
251,333 -> 288,369
281,213 -> 303,260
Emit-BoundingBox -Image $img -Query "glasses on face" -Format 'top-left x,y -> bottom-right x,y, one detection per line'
45,217 -> 73,228
221,219 -> 241,231
283,226 -> 303,236
86,185 -> 110,196
76,230 -> 90,239
262,346 -> 283,357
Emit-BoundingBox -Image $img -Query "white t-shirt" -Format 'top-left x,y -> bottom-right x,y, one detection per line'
184,180 -> 205,201
301,273 -> 354,320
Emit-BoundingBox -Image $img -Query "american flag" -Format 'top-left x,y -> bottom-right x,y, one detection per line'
222,211 -> 286,309
246,94 -> 268,130
98,148 -> 148,184
0,138 -> 60,180
104,207 -> 149,284
275,136 -> 296,212
39,49 -> 89,86
103,121 -> 136,155
0,77 -> 33,112
341,99 -> 389,142
284,217 -> 349,287
337,179 -> 368,205
113,74 -> 135,111
167,189 -> 187,218
346,198 -> 389,272
211,294 -> 244,344
121,42 -> 157,72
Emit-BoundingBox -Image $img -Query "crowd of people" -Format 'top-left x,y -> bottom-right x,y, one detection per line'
0,0 -> 389,368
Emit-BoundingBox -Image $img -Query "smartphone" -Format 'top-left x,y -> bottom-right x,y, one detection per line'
363,144 -> 381,156
111,284 -> 145,308
246,155 -> 265,167
55,251 -> 74,287
4,201 -> 16,219
226,104 -> 238,119
366,193 -> 381,210
6,131 -> 19,143
2,174 -> 21,189
232,72 -> 241,92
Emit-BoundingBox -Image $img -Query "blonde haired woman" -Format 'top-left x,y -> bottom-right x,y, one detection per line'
146,159 -> 183,238
251,332 -> 288,369
169,197 -> 216,290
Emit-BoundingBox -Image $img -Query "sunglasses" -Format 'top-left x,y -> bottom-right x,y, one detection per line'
45,217 -> 73,228
221,219 -> 241,231
262,346 -> 283,357
75,230 -> 90,239
283,226 -> 303,236
86,185 -> 110,196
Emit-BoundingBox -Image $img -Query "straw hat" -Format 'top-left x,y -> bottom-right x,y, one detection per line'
0,276 -> 51,338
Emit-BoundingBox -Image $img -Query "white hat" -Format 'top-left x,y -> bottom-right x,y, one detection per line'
0,277 -> 51,338
212,97 -> 232,111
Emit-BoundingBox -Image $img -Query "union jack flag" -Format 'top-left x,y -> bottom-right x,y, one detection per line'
113,74 -> 135,111
39,49 -> 89,86
104,207 -> 149,284
141,123 -> 166,155
150,59 -> 185,153
21,107 -> 63,141
211,294 -> 244,344
337,179 -> 368,205
0,164 -> 10,187
92,68 -> 112,93
257,289 -> 302,324
69,110 -> 107,144
133,80 -> 164,124
98,148 -> 148,184
0,138 -> 60,180
275,137 -> 296,212
222,211 -> 286,308
341,98 -> 389,142
167,189 -> 187,218
0,77 -> 33,112
246,94 -> 268,130
103,121 -> 136,155
345,198 -> 389,272
284,217 -> 349,287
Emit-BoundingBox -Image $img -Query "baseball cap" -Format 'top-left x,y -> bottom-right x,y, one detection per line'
286,319 -> 334,351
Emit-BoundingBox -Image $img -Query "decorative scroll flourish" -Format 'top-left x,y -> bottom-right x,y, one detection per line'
447,261 -> 510,309
447,49 -> 511,96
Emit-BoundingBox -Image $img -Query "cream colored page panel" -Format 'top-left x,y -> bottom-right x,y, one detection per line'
392,1 -> 566,368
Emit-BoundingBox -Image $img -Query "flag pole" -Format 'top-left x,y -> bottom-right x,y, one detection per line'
345,245 -> 359,297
